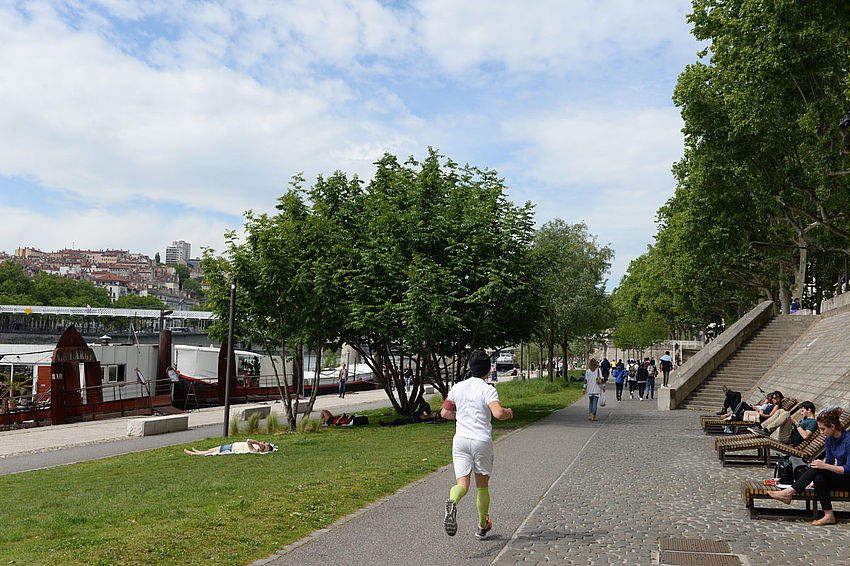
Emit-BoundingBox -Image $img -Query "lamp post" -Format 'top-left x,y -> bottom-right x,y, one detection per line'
222,278 -> 236,438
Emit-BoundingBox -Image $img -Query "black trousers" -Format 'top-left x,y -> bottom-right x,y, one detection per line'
722,391 -> 741,413
792,466 -> 850,511
637,382 -> 646,398
615,382 -> 624,400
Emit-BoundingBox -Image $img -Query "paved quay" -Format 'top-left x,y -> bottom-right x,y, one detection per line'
258,395 -> 850,566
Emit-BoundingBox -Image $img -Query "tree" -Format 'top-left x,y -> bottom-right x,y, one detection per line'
663,0 -> 850,321
335,150 -> 540,411
182,278 -> 205,301
170,263 -> 191,290
532,220 -> 614,381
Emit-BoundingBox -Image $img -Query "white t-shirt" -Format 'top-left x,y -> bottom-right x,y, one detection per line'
447,377 -> 500,442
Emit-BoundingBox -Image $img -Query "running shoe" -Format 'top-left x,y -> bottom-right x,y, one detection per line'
475,514 -> 492,539
443,499 -> 457,536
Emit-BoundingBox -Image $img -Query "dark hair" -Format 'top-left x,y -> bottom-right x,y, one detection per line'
799,401 -> 816,413
771,391 -> 783,401
468,350 -> 491,378
817,409 -> 843,430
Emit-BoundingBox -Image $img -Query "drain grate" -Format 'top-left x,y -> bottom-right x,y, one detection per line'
659,539 -> 732,554
657,538 -> 740,566
659,551 -> 740,566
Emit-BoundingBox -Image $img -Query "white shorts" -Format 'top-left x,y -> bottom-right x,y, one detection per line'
452,435 -> 494,478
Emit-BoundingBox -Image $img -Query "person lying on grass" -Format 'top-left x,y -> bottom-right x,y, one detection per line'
183,439 -> 276,455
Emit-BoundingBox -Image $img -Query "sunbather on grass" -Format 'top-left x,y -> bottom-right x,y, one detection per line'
184,439 -> 275,455
768,409 -> 850,525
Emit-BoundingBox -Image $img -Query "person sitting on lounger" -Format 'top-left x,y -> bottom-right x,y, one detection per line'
723,391 -> 782,422
184,438 -> 275,455
768,409 -> 850,525
748,401 -> 817,446
717,385 -> 742,415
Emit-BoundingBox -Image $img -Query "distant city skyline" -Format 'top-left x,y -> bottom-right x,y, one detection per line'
0,2 -> 702,289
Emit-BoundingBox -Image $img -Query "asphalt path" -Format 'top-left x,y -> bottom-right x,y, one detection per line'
260,401 -> 600,566
0,399 -> 391,476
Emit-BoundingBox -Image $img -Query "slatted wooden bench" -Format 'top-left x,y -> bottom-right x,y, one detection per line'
700,398 -> 798,436
719,433 -> 825,467
741,479 -> 850,520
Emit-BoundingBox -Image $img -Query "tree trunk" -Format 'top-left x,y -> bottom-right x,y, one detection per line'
778,263 -> 790,314
793,243 -> 807,305
547,328 -> 555,382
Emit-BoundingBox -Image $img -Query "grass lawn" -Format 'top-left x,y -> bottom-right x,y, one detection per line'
0,377 -> 583,565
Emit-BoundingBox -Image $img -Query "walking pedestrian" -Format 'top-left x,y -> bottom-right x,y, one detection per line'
636,359 -> 648,401
583,358 -> 604,420
645,358 -> 657,399
338,363 -> 348,398
659,351 -> 673,387
403,363 -> 413,391
441,350 -> 513,539
612,360 -> 625,401
600,357 -> 611,383
626,360 -> 638,399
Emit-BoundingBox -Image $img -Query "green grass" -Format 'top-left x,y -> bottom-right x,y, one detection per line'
0,377 -> 582,565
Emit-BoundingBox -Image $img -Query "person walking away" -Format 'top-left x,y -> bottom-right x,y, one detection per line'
338,363 -> 348,398
636,359 -> 649,401
768,409 -> 850,525
645,359 -> 657,400
612,360 -> 625,401
626,360 -> 638,399
489,364 -> 498,383
583,358 -> 604,420
403,363 -> 413,391
441,350 -> 513,539
659,351 -> 673,387
600,357 -> 611,383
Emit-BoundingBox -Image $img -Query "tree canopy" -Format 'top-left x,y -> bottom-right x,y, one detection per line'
617,0 -> 850,336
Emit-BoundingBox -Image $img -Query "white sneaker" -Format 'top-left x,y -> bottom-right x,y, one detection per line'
640,397 -> 644,401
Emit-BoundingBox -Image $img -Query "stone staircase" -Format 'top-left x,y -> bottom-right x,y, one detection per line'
679,314 -> 815,411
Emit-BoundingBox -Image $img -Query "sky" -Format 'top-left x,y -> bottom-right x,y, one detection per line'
0,0 -> 702,289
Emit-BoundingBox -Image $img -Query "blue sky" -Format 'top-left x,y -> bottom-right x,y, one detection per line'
0,1 -> 701,288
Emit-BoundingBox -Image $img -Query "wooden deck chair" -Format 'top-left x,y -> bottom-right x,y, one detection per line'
713,403 -> 808,450
741,479 -> 850,520
700,397 -> 798,435
718,410 -> 850,467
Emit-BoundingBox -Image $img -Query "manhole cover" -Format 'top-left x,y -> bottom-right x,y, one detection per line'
659,539 -> 732,554
659,551 -> 741,566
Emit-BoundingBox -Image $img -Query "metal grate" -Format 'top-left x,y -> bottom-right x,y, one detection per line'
659,551 -> 740,566
659,539 -> 732,554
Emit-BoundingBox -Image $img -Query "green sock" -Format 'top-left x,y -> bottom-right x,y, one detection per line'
449,484 -> 467,503
476,487 -> 490,527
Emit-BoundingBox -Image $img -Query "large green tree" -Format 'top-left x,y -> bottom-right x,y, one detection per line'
533,220 -> 614,381
635,0 -> 850,332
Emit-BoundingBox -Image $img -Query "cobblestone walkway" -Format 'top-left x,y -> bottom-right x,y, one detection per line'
493,399 -> 850,565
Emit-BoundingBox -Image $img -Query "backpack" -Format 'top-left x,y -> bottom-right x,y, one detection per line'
627,364 -> 636,378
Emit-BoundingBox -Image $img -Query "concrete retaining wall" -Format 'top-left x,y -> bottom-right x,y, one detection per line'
657,300 -> 776,410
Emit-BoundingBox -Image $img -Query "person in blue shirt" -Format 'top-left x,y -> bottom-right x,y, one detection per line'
769,409 -> 850,525
612,361 -> 626,401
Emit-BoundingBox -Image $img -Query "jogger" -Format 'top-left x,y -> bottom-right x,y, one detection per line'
441,350 -> 513,539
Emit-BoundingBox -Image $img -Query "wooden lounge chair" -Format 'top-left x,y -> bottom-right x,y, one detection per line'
718,411 -> 850,466
700,397 -> 798,435
741,479 -> 850,520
